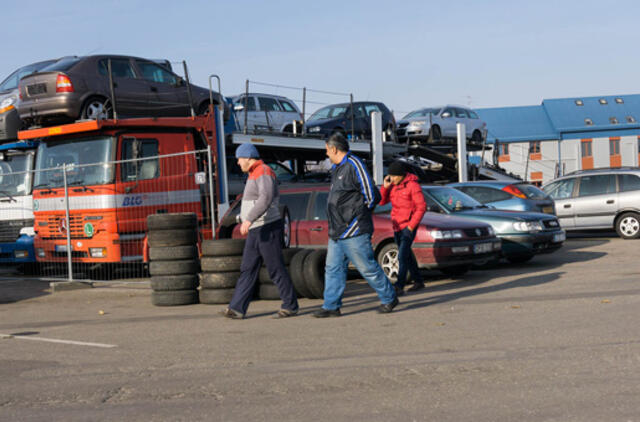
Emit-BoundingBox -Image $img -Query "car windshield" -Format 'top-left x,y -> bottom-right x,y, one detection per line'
0,60 -> 57,92
0,152 -> 33,197
308,105 -> 347,121
424,186 -> 482,212
34,137 -> 115,189
512,183 -> 549,199
403,108 -> 441,119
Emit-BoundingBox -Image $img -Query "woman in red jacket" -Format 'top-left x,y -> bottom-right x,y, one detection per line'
379,161 -> 427,295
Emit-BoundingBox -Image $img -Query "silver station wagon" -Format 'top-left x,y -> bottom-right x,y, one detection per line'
543,167 -> 640,239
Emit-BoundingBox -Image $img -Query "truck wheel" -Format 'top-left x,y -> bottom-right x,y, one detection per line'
199,288 -> 235,304
199,272 -> 239,289
289,249 -> 313,298
616,212 -> 640,239
149,260 -> 199,276
147,229 -> 197,247
151,274 -> 198,291
151,290 -> 198,306
200,256 -> 243,272
202,239 -> 245,257
149,245 -> 198,261
147,213 -> 197,230
303,249 -> 326,299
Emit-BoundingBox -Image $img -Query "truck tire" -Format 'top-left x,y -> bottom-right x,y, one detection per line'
199,288 -> 235,304
149,259 -> 199,276
149,245 -> 198,261
201,239 -> 246,257
151,290 -> 198,306
147,229 -> 197,247
259,283 -> 280,300
289,249 -> 313,298
199,272 -> 239,289
147,213 -> 197,230
150,274 -> 198,291
200,256 -> 243,272
303,249 -> 326,299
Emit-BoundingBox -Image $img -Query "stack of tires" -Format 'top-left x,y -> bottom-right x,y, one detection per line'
260,248 -> 327,299
147,213 -> 200,306
199,239 -> 245,304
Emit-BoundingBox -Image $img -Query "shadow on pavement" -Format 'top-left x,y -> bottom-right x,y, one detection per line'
0,278 -> 51,304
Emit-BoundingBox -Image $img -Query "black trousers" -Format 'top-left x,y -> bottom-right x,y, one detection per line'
228,220 -> 298,315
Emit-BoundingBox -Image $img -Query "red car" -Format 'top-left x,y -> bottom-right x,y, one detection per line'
217,185 -> 502,281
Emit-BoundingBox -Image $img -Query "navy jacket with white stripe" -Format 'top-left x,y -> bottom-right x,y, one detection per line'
327,153 -> 381,240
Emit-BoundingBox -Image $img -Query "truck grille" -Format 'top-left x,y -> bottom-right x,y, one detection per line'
40,215 -> 86,239
27,83 -> 47,96
0,219 -> 33,242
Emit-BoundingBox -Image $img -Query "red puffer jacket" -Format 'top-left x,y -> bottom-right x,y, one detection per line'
379,173 -> 427,232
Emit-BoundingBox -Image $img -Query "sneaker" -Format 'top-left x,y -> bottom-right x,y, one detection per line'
394,285 -> 405,297
272,308 -> 298,319
219,308 -> 244,319
377,297 -> 399,314
312,308 -> 342,318
407,282 -> 425,292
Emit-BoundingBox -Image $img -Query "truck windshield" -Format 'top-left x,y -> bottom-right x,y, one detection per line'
0,152 -> 33,197
34,137 -> 115,189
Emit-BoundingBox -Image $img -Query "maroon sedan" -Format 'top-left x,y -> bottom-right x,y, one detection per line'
217,185 -> 502,281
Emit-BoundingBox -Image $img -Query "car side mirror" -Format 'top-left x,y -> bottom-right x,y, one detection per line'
234,104 -> 245,112
174,78 -> 185,87
441,112 -> 451,118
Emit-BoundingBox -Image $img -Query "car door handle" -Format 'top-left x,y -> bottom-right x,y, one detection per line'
310,227 -> 323,231
606,199 -> 615,204
564,204 -> 571,208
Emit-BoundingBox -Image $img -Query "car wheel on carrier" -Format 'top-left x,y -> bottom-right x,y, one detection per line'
429,125 -> 441,142
471,130 -> 482,144
377,243 -> 399,284
384,125 -> 397,143
81,96 -> 112,120
616,212 -> 640,239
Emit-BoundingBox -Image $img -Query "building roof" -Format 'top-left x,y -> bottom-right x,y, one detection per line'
476,94 -> 640,143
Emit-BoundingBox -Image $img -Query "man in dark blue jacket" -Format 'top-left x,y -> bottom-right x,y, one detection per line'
313,133 -> 398,317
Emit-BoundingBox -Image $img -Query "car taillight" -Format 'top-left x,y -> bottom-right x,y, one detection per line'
502,184 -> 527,199
56,74 -> 74,93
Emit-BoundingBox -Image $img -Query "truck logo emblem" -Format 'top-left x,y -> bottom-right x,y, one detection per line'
84,223 -> 94,238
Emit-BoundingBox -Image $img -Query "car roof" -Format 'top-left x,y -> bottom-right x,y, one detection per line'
449,181 -> 517,188
231,93 -> 294,101
562,167 -> 640,177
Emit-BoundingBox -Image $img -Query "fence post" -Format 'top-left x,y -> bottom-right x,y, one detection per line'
207,145 -> 216,239
62,164 -> 73,281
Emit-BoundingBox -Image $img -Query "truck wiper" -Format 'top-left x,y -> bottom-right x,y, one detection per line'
33,183 -> 54,194
68,180 -> 95,192
0,190 -> 17,202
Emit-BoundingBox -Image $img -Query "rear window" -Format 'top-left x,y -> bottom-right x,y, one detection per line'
40,57 -> 81,72
619,174 -> 640,192
513,183 -> 548,199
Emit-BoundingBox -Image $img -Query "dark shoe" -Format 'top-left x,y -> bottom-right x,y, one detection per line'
377,297 -> 399,314
219,307 -> 244,319
272,308 -> 298,319
407,282 -> 425,292
394,285 -> 405,297
312,308 -> 342,318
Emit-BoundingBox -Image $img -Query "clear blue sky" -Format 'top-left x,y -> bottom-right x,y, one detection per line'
4,0 -> 639,116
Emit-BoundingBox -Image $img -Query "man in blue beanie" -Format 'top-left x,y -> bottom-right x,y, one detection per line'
220,143 -> 299,319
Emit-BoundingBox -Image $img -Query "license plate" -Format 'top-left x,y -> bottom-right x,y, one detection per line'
55,244 -> 72,252
27,83 -> 47,96
542,206 -> 554,214
473,242 -> 493,254
553,233 -> 566,243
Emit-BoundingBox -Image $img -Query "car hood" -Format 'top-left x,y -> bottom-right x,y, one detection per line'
454,208 -> 554,222
375,211 -> 491,230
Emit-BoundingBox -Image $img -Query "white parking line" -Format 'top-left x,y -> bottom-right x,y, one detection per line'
0,333 -> 116,348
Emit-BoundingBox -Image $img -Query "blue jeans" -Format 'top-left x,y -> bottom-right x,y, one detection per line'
394,228 -> 424,289
323,234 -> 396,311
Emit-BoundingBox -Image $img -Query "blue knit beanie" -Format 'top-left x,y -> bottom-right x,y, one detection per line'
235,143 -> 260,159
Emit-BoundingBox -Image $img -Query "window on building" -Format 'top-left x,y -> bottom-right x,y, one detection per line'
615,98 -> 624,104
584,118 -> 594,126
529,141 -> 542,160
599,98 -> 608,105
609,117 -> 619,124
498,143 -> 510,162
609,138 -> 620,155
575,99 -> 584,106
581,140 -> 593,157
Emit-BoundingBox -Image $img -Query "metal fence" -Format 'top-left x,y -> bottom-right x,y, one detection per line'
0,148 -> 217,281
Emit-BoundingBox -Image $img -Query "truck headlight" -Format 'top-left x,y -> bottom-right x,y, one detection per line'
36,248 -> 45,258
89,247 -> 107,258
14,250 -> 29,258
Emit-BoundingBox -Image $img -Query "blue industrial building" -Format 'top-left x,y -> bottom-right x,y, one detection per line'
475,94 -> 640,185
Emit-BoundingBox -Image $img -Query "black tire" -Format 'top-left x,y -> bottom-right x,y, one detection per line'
199,272 -> 239,289
615,212 -> 640,239
149,245 -> 198,261
439,265 -> 470,278
377,242 -> 399,284
149,259 -> 199,276
150,274 -> 198,291
151,290 -> 198,306
429,125 -> 441,142
147,213 -> 197,230
303,249 -> 326,299
471,130 -> 482,144
259,283 -> 280,300
199,288 -> 235,304
506,255 -> 534,264
280,206 -> 291,248
289,249 -> 313,298
202,239 -> 246,257
80,96 -> 112,120
200,256 -> 243,272
384,125 -> 398,143
147,229 -> 197,247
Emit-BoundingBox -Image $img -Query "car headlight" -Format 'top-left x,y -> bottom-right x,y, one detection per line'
512,221 -> 543,232
487,226 -> 496,236
0,96 -> 16,112
410,120 -> 426,126
430,229 -> 463,239
308,126 -> 321,133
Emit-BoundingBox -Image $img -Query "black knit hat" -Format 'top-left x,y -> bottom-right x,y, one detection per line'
387,161 -> 406,176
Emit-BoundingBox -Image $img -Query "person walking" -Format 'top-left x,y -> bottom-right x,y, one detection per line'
220,143 -> 299,319
313,133 -> 398,317
379,161 -> 427,296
